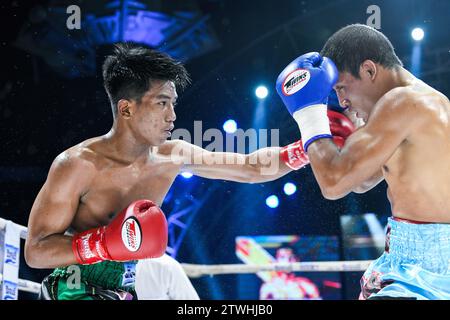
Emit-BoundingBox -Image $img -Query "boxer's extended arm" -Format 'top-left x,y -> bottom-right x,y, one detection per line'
168,110 -> 355,183
173,140 -> 293,183
307,89 -> 420,199
25,152 -> 92,268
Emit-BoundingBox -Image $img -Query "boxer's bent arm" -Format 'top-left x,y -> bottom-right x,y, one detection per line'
25,153 -> 93,268
307,89 -> 420,199
342,111 -> 385,193
352,170 -> 384,194
172,140 -> 292,183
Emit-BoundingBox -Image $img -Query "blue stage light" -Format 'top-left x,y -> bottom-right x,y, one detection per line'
181,172 -> 193,179
255,86 -> 269,99
266,195 -> 279,208
411,28 -> 424,41
223,119 -> 238,134
283,182 -> 297,196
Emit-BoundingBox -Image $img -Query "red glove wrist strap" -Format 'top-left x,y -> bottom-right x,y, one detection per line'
280,140 -> 309,170
72,227 -> 111,264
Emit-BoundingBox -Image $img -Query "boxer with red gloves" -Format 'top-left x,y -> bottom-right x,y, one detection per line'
25,43 -> 358,301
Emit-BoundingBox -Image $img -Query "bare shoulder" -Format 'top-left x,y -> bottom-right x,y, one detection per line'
49,139 -> 100,181
378,86 -> 420,109
382,84 -> 448,111
371,86 -> 432,125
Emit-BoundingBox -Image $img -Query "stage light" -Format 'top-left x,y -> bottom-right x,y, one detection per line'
223,119 -> 238,134
255,86 -> 269,99
181,172 -> 193,179
411,28 -> 424,41
266,195 -> 279,208
283,182 -> 297,196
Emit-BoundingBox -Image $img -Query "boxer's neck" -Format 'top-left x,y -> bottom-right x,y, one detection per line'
103,122 -> 154,164
383,66 -> 416,92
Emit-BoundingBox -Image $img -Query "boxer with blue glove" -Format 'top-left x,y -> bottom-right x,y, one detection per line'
276,52 -> 339,151
277,24 -> 450,300
25,43 -> 354,300
276,52 -> 355,170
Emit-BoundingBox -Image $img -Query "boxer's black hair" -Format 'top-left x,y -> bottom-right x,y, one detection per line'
102,43 -> 190,118
320,24 -> 403,78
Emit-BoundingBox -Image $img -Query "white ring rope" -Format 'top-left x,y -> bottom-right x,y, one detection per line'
0,273 -> 41,294
0,218 -> 28,240
0,218 -> 42,295
0,217 -> 373,296
181,260 -> 373,278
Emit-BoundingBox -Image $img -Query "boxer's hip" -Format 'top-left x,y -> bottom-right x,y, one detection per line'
385,216 -> 450,271
360,217 -> 450,300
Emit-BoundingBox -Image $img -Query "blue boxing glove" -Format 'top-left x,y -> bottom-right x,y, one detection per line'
276,52 -> 338,151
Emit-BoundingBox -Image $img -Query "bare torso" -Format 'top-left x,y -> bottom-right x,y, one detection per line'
382,81 -> 450,222
68,137 -> 181,232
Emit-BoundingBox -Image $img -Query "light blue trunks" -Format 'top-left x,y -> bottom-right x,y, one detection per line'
360,217 -> 450,300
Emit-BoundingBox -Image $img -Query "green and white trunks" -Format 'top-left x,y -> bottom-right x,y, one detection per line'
38,260 -> 137,300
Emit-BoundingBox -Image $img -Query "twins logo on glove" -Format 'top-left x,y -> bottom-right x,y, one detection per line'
121,217 -> 142,252
73,200 -> 168,265
276,52 -> 340,151
282,69 -> 311,96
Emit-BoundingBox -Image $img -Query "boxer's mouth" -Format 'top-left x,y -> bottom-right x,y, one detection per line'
163,125 -> 174,137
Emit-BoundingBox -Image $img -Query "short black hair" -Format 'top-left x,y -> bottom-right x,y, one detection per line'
320,24 -> 403,78
102,43 -> 190,117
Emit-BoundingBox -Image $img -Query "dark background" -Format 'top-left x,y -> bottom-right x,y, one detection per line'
0,0 -> 449,299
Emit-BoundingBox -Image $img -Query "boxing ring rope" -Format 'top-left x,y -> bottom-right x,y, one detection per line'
0,218 -> 28,239
0,217 -> 373,299
181,260 -> 372,278
0,273 -> 41,294
0,218 -> 42,296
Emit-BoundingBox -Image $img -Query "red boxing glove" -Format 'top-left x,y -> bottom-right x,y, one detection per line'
72,200 -> 168,265
280,111 -> 355,170
280,140 -> 309,170
328,110 -> 356,145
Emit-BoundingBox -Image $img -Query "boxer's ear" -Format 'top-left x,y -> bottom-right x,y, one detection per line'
360,60 -> 377,81
117,99 -> 133,119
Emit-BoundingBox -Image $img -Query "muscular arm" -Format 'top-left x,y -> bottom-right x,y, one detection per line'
341,110 -> 385,194
307,89 -> 419,199
25,152 -> 93,268
352,169 -> 384,194
171,140 -> 293,183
